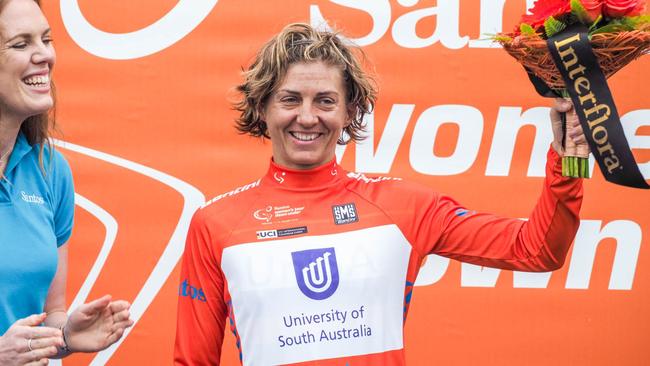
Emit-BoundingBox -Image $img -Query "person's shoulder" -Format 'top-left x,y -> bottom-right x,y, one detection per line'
189,178 -> 263,236
200,178 -> 263,213
342,170 -> 439,204
343,170 -> 420,191
47,145 -> 71,169
343,170 -> 403,183
36,143 -> 72,183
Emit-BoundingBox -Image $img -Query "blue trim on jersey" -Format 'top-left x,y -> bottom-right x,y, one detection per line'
403,281 -> 414,322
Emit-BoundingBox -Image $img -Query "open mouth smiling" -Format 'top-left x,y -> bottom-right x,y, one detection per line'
23,74 -> 50,88
290,132 -> 322,141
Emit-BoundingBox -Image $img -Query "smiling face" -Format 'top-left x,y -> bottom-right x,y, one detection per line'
262,61 -> 351,170
0,0 -> 55,123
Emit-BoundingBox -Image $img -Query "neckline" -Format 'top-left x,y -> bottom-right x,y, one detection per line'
264,158 -> 343,190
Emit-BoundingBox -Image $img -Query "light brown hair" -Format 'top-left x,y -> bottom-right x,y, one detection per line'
234,23 -> 377,144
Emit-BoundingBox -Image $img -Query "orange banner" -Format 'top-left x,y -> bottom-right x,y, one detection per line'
43,1 -> 649,365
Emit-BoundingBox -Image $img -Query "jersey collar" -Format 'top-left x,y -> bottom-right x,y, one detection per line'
265,158 -> 342,190
5,132 -> 33,176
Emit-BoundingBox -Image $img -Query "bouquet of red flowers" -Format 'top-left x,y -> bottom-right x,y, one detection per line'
495,0 -> 649,188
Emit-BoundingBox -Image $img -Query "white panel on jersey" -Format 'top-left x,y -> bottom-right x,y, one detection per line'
221,224 -> 411,366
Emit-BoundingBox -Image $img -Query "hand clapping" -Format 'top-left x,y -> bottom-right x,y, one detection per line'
63,295 -> 134,353
0,313 -> 63,366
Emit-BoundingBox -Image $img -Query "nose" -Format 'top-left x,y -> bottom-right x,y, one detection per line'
32,42 -> 55,67
296,102 -> 318,126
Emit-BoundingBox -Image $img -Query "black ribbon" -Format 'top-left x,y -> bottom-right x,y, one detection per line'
526,24 -> 648,189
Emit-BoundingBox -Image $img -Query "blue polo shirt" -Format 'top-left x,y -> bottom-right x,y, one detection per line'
0,132 -> 74,335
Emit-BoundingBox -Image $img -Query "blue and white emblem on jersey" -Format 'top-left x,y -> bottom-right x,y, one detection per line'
291,247 -> 339,300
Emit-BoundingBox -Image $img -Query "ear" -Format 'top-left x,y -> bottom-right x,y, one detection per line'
258,103 -> 266,121
345,104 -> 356,128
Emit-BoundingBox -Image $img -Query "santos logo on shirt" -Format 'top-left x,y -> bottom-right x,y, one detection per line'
291,247 -> 339,300
21,191 -> 44,205
178,279 -> 206,302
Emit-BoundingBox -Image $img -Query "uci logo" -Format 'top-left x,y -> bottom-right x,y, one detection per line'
256,229 -> 278,240
291,247 -> 339,301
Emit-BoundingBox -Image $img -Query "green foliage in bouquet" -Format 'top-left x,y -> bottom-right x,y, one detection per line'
544,16 -> 567,36
499,0 -> 649,179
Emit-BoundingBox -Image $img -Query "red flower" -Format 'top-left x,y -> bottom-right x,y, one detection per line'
603,0 -> 646,16
579,0 -> 604,20
519,0 -> 572,29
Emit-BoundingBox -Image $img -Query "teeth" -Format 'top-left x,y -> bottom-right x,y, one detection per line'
291,132 -> 319,141
24,75 -> 49,86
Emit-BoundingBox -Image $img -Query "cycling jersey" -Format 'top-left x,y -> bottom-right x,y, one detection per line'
175,146 -> 582,366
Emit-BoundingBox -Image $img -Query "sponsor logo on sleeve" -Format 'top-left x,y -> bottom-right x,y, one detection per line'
178,279 -> 206,302
256,226 -> 308,240
203,179 -> 260,208
332,203 -> 358,225
347,172 -> 402,183
291,247 -> 339,300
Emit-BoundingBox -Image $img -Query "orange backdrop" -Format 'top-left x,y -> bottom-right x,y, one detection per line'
42,1 -> 649,365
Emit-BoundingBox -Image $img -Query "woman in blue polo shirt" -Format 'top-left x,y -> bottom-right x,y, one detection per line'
0,0 -> 133,364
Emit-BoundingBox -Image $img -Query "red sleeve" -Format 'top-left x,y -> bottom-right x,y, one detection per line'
421,146 -> 583,271
174,209 -> 228,365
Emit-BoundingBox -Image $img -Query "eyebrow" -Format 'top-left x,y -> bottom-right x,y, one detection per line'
4,28 -> 51,43
277,89 -> 340,96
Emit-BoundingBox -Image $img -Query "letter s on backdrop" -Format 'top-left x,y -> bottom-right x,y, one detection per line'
310,0 -> 391,46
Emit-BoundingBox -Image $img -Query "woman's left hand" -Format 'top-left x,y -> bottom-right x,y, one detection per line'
64,295 -> 134,353
550,98 -> 589,157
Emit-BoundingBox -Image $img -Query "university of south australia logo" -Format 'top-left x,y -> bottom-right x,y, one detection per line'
291,247 -> 339,300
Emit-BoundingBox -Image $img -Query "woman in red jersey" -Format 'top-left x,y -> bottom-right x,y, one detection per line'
175,23 -> 586,366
